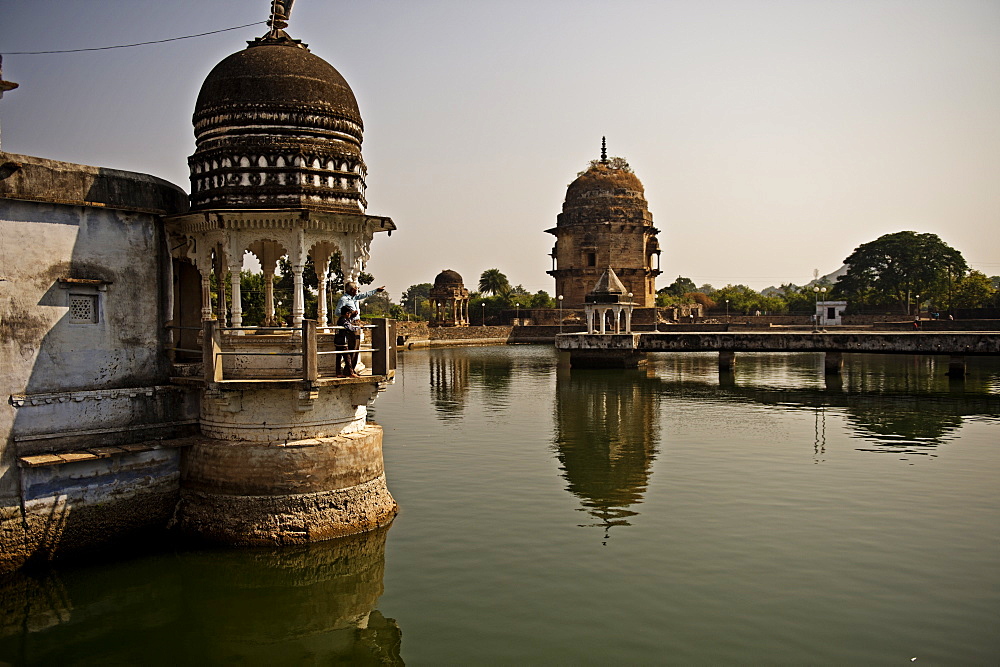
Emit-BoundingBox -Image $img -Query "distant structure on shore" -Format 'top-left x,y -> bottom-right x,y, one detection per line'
546,138 -> 661,308
429,270 -> 470,326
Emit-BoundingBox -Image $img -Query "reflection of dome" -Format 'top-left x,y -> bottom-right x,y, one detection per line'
434,269 -> 464,287
188,32 -> 367,213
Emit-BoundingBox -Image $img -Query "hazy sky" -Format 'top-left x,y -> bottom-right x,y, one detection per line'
2,0 -> 998,299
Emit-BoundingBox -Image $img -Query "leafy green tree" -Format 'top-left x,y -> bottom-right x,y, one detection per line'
359,291 -> 393,318
660,276 -> 697,298
836,231 -> 967,313
478,269 -> 510,296
952,270 -> 996,308
712,284 -> 760,314
401,283 -> 432,320
470,294 -> 507,325
529,290 -> 556,308
238,271 -> 280,326
656,291 -> 682,308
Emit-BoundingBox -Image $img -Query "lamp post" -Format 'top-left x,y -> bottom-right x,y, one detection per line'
515,302 -> 520,325
725,299 -> 730,320
558,295 -> 564,334
915,294 -> 920,321
813,286 -> 827,329
627,293 -> 633,333
481,301 -> 486,326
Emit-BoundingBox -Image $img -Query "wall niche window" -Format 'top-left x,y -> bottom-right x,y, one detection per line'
59,278 -> 109,325
69,294 -> 99,323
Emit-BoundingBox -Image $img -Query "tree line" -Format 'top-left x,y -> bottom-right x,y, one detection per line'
658,232 -> 997,316
221,231 -> 997,325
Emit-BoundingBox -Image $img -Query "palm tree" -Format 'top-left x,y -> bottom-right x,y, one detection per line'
479,268 -> 510,296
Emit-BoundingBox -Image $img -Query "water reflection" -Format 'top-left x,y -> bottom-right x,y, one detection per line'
429,353 -> 470,419
648,353 -> 1000,453
552,367 -> 660,543
424,348 -> 531,420
0,527 -> 402,665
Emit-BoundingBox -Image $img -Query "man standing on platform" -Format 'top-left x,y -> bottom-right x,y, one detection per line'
335,282 -> 386,374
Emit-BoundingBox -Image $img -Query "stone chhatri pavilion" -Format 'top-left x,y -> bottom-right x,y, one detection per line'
547,138 -> 661,308
163,4 -> 399,545
167,8 -> 394,332
585,267 -> 636,334
429,269 -> 470,326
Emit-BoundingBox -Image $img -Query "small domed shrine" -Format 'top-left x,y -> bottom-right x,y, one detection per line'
547,138 -> 660,308
167,3 -> 394,332
429,269 -> 470,326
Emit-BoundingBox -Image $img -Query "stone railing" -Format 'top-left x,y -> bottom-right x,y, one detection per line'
201,318 -> 396,383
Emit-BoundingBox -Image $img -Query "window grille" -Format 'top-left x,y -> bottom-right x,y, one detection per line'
69,294 -> 98,323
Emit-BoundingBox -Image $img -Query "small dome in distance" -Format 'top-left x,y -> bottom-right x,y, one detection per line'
434,269 -> 465,287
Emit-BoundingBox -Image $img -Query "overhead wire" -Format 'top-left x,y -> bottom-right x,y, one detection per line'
2,22 -> 266,56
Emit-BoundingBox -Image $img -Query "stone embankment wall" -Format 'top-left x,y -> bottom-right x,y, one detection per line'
875,319 -> 1000,332
395,322 -> 591,348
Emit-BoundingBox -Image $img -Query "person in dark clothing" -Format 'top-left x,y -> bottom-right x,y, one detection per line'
335,305 -> 360,377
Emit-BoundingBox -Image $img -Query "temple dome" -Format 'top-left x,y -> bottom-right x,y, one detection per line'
565,162 -> 645,204
434,269 -> 465,287
194,44 -> 361,128
188,36 -> 368,213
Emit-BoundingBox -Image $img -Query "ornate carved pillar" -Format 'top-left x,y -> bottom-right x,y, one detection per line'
229,260 -> 243,331
201,271 -> 214,321
311,242 -> 336,329
292,263 -> 304,328
263,268 -> 276,326
214,246 -> 228,327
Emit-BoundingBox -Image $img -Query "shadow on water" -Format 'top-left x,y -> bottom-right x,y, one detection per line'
552,367 -> 661,544
0,526 -> 402,666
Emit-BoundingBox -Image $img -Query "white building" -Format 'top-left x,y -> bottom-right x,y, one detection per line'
816,300 -> 848,326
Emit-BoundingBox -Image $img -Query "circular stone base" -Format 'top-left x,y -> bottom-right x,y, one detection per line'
173,424 -> 397,545
175,475 -> 397,546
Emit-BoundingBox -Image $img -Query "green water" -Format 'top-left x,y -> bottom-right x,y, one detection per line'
2,347 -> 999,665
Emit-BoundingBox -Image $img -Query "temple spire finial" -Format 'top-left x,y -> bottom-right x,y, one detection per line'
600,136 -> 608,164
268,0 -> 295,33
250,0 -> 306,48
0,56 -> 20,151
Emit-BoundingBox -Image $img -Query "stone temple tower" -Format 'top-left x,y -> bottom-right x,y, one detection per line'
164,4 -> 398,545
546,139 -> 661,307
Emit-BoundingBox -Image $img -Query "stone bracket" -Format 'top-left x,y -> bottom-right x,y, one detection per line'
296,389 -> 319,412
350,383 -> 379,407
205,389 -> 242,413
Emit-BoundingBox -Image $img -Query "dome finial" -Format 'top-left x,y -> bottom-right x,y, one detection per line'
268,0 -> 295,33
250,0 -> 307,48
600,136 -> 608,164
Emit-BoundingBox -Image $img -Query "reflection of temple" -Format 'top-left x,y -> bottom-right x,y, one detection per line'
429,351 -> 470,418
0,527 -> 402,664
429,270 -> 470,327
552,368 -> 660,542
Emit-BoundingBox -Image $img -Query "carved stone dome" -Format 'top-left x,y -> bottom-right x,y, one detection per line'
558,162 -> 650,227
194,45 -> 361,126
433,269 -> 465,287
188,35 -> 367,213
